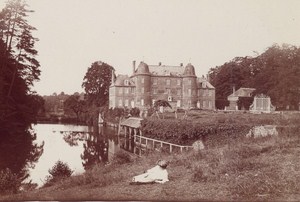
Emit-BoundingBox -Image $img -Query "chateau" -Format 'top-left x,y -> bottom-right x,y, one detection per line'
109,61 -> 215,110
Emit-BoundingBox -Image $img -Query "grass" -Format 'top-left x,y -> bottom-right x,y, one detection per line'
1,123 -> 300,201
1,111 -> 299,201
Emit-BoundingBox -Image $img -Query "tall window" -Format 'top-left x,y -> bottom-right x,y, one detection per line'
166,79 -> 170,85
166,88 -> 171,94
125,87 -> 129,94
141,99 -> 144,106
177,79 -> 181,85
153,78 -> 157,85
119,88 -> 123,94
177,89 -> 181,96
141,78 -> 144,83
153,88 -> 157,94
188,79 -> 191,85
119,99 -> 123,107
141,87 -> 144,93
188,89 -> 191,96
131,87 -> 135,94
125,99 -> 129,107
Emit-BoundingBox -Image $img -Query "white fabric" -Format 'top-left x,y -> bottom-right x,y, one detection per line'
132,165 -> 169,184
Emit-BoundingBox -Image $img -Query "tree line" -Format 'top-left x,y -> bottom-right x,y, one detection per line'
209,44 -> 300,110
0,0 -> 43,194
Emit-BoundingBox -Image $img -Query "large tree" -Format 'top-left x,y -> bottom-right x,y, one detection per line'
0,0 -> 43,192
209,44 -> 300,110
82,61 -> 115,107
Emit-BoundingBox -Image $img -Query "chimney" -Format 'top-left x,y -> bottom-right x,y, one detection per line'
180,63 -> 183,66
159,62 -> 162,66
111,69 -> 115,85
132,60 -> 136,74
206,73 -> 210,82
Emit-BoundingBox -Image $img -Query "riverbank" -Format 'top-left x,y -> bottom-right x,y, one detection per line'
2,124 -> 300,201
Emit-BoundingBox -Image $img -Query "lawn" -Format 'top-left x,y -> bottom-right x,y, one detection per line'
2,114 -> 300,201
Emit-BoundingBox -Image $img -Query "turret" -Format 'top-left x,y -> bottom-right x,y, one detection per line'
182,63 -> 197,108
134,62 -> 151,108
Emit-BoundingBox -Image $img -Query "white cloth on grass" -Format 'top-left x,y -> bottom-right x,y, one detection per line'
132,165 -> 169,184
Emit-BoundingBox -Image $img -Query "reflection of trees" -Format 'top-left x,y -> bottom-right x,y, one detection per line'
81,127 -> 109,170
0,129 -> 44,181
63,132 -> 86,146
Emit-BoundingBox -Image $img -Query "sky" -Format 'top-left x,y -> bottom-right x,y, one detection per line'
2,0 -> 300,96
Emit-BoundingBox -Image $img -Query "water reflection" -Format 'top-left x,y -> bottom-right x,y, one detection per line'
26,124 -> 124,187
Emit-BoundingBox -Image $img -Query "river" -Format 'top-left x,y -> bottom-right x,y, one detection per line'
26,123 -> 124,187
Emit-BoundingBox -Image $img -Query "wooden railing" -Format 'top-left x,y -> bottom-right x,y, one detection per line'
134,135 -> 193,153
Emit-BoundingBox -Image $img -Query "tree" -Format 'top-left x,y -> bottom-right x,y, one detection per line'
153,100 -> 172,119
82,61 -> 115,125
64,94 -> 86,123
209,44 -> 300,110
82,61 -> 115,107
0,0 -> 44,187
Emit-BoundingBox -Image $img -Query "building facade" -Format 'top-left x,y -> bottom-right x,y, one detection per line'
109,61 -> 215,110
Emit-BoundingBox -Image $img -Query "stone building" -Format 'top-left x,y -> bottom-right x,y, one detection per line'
109,61 -> 215,110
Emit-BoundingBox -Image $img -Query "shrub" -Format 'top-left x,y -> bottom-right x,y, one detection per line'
112,150 -> 133,165
43,160 -> 73,187
0,168 -> 21,194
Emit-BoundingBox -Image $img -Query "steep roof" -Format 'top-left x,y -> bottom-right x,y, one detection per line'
114,74 -> 135,86
197,77 -> 215,89
148,65 -> 185,77
228,87 -> 256,97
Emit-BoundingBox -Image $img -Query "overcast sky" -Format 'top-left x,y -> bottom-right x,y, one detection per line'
2,0 -> 300,95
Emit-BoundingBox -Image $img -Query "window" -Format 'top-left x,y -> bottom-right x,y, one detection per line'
177,79 -> 181,85
188,79 -> 191,85
153,88 -> 157,94
166,79 -> 170,85
177,100 -> 181,107
208,90 -> 212,96
152,99 -> 156,105
203,100 -> 206,108
141,78 -> 144,83
119,88 -> 123,94
208,101 -> 212,109
141,87 -> 144,93
202,82 -> 206,88
131,100 -> 135,108
124,80 -> 129,85
119,99 -> 123,107
153,78 -> 157,85
141,99 -> 144,106
188,100 -> 191,107
166,88 -> 171,94
131,87 -> 135,94
177,89 -> 181,96
168,96 -> 172,101
188,89 -> 191,96
125,88 -> 129,94
125,99 -> 129,107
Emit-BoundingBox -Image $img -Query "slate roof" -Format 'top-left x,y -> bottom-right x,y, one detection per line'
148,65 -> 185,77
114,74 -> 135,86
228,88 -> 256,97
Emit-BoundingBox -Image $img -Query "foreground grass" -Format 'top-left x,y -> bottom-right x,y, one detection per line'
1,127 -> 300,201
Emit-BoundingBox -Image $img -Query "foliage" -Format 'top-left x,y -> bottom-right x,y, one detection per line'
0,168 -> 21,194
209,44 -> 300,110
141,118 -> 251,146
63,94 -> 86,123
82,61 -> 115,107
44,160 -> 73,187
111,150 -> 133,165
0,0 -> 44,188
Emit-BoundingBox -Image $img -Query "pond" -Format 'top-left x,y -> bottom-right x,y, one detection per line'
25,123 -> 126,187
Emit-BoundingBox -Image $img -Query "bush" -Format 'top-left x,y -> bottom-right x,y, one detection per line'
112,150 -> 133,165
43,160 -> 73,187
0,168 -> 21,194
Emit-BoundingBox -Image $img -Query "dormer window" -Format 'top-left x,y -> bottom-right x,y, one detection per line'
202,82 -> 206,88
124,80 -> 129,85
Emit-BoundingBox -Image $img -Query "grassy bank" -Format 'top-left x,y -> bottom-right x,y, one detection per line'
1,123 -> 300,201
